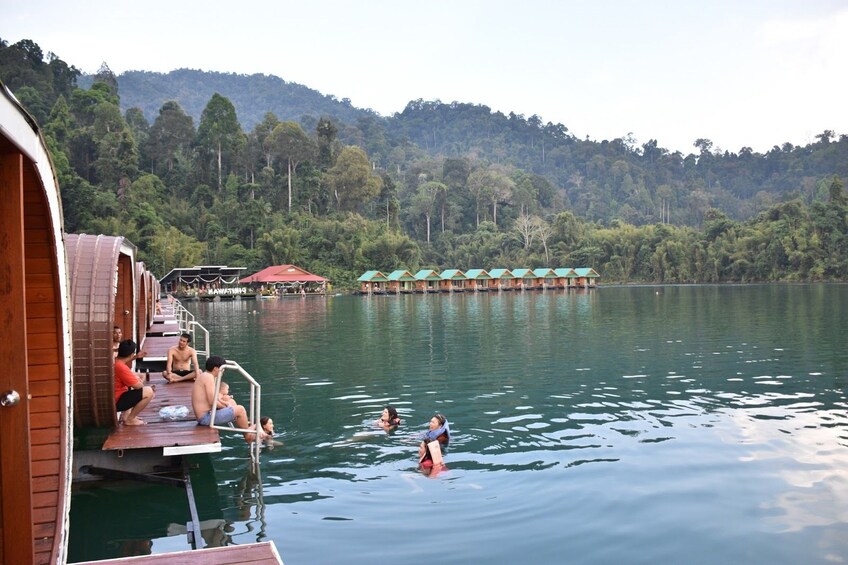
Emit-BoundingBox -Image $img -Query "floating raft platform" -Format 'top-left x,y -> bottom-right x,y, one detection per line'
73,541 -> 284,565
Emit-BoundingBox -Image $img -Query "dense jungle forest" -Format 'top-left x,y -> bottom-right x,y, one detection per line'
2,37 -> 847,287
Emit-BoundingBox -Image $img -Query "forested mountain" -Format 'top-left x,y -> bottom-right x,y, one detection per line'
3,37 -> 847,287
78,69 -> 372,131
91,68 -> 848,227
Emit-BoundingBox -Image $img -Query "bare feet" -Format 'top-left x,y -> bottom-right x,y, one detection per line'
124,417 -> 145,426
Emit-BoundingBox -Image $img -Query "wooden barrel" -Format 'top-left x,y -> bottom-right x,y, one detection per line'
66,234 -> 137,428
0,82 -> 74,564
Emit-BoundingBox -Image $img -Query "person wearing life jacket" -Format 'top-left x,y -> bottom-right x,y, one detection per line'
419,413 -> 450,468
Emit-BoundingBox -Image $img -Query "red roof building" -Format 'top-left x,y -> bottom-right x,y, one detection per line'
240,265 -> 328,284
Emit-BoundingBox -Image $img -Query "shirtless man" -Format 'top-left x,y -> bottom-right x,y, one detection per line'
192,355 -> 262,442
164,333 -> 200,383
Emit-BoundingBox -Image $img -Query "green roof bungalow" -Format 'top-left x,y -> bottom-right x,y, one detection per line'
510,268 -> 537,290
357,270 -> 389,294
573,267 -> 600,288
553,267 -> 575,289
414,269 -> 441,293
439,269 -> 467,292
488,268 -> 515,291
532,267 -> 557,289
464,268 -> 492,291
386,269 -> 417,294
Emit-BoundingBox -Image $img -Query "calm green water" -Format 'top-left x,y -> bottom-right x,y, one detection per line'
69,286 -> 848,564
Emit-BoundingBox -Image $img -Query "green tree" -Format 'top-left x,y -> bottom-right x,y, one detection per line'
270,121 -> 316,211
196,93 -> 244,190
326,146 -> 383,211
145,101 -> 195,178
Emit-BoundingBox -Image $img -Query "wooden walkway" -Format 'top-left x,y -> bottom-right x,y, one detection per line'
104,303 -> 220,456
73,541 -> 284,564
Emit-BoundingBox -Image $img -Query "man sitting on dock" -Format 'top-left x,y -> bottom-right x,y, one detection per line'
164,333 -> 201,383
193,355 -> 256,438
115,340 -> 155,426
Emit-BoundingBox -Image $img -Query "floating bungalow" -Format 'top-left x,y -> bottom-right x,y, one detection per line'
573,267 -> 600,288
439,269 -> 467,292
414,269 -> 441,293
386,269 -> 417,294
355,267 -> 600,296
240,264 -> 329,296
0,80 -> 74,565
66,234 -> 141,428
488,268 -> 515,291
160,265 -> 253,300
464,269 -> 493,291
532,267 -> 557,290
1,82 -> 282,563
358,270 -> 389,294
553,267 -> 575,289
510,268 -> 537,290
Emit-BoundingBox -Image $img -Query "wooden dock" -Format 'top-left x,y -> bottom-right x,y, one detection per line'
104,303 -> 220,456
102,371 -> 220,456
73,541 -> 284,564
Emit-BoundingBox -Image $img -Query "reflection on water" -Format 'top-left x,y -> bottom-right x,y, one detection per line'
70,286 -> 848,564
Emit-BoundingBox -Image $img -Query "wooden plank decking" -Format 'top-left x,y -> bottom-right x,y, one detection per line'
145,320 -> 181,336
139,335 -> 178,362
103,371 -> 220,455
74,541 -> 284,564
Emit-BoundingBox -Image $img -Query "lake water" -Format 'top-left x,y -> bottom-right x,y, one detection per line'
69,285 -> 848,564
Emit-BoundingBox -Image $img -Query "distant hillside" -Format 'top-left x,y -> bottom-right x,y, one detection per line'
80,68 -> 376,129
75,65 -> 848,228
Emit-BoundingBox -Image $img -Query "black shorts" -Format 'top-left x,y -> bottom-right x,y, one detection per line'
116,388 -> 143,411
173,369 -> 193,376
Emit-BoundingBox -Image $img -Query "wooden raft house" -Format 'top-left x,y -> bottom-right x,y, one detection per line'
464,269 -> 493,291
386,269 -> 416,294
0,81 -> 74,564
356,266 -> 600,294
414,269 -> 441,293
1,80 -> 281,564
357,270 -> 389,294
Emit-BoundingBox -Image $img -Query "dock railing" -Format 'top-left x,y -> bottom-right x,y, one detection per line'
188,320 -> 210,358
171,298 -> 210,358
209,361 -> 262,471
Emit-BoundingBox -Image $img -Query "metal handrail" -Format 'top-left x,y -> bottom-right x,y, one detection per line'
208,361 -> 262,470
169,299 -> 207,358
188,320 -> 210,359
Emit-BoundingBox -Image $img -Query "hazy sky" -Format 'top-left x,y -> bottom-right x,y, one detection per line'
3,0 -> 846,155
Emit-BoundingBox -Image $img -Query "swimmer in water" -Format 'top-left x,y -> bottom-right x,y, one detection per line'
376,406 -> 401,430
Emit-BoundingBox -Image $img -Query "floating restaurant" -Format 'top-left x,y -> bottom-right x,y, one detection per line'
357,267 -> 599,294
159,265 -> 256,301
240,264 -> 329,296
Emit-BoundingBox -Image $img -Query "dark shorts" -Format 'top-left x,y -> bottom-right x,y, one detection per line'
173,369 -> 194,376
116,388 -> 143,411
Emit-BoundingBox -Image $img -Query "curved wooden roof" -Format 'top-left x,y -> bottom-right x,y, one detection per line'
66,234 -> 136,428
0,81 -> 74,564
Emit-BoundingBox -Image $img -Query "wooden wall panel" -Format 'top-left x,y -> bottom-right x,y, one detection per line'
0,151 -> 35,565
